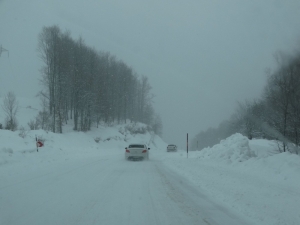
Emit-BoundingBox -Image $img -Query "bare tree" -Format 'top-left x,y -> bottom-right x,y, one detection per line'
2,91 -> 19,131
151,114 -> 163,137
231,99 -> 266,139
263,54 -> 297,152
35,93 -> 51,130
37,25 -> 159,133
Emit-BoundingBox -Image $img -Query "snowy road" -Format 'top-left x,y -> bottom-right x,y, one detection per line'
1,152 -> 251,225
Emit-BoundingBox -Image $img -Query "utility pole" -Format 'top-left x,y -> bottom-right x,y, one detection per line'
0,45 -> 9,58
187,133 -> 189,158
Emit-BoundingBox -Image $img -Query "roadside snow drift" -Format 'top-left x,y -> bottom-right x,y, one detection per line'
161,134 -> 300,225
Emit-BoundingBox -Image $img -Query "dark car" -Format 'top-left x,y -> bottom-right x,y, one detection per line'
167,144 -> 177,152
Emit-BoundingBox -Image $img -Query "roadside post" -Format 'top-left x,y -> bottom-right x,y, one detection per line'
187,133 -> 188,158
36,136 -> 38,152
36,135 -> 44,152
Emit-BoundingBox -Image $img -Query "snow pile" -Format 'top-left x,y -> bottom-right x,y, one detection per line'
198,133 -> 256,164
161,134 -> 300,225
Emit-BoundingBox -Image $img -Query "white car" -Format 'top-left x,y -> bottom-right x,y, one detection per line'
125,144 -> 150,160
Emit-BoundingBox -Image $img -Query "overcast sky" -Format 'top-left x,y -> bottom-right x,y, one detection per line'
1,0 -> 300,146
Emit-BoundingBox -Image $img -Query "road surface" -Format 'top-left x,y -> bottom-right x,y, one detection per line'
0,151 -> 251,225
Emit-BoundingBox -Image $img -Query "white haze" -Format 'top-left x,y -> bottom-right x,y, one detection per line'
1,0 -> 300,145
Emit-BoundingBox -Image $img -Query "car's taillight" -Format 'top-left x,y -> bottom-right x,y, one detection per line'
126,149 -> 130,153
142,150 -> 147,153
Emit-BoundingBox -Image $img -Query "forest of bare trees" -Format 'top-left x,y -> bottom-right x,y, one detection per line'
37,25 -> 162,135
192,51 -> 300,154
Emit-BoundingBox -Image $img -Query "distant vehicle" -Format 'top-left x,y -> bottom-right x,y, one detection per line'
167,144 -> 177,152
125,144 -> 150,160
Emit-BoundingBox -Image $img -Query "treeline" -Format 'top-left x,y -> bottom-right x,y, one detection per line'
37,25 -> 162,135
192,51 -> 300,154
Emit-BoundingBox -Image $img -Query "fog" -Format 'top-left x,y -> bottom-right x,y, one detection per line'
1,0 -> 300,145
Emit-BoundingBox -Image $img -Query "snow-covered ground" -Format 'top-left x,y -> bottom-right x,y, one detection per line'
0,99 -> 299,224
162,134 -> 300,225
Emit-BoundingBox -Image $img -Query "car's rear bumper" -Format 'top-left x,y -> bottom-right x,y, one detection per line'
125,153 -> 148,160
127,156 -> 145,160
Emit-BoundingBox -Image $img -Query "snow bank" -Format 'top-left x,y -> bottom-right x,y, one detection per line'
161,133 -> 300,225
0,121 -> 163,166
197,133 -> 256,164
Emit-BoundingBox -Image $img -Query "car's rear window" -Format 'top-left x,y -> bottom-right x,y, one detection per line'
129,145 -> 145,148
